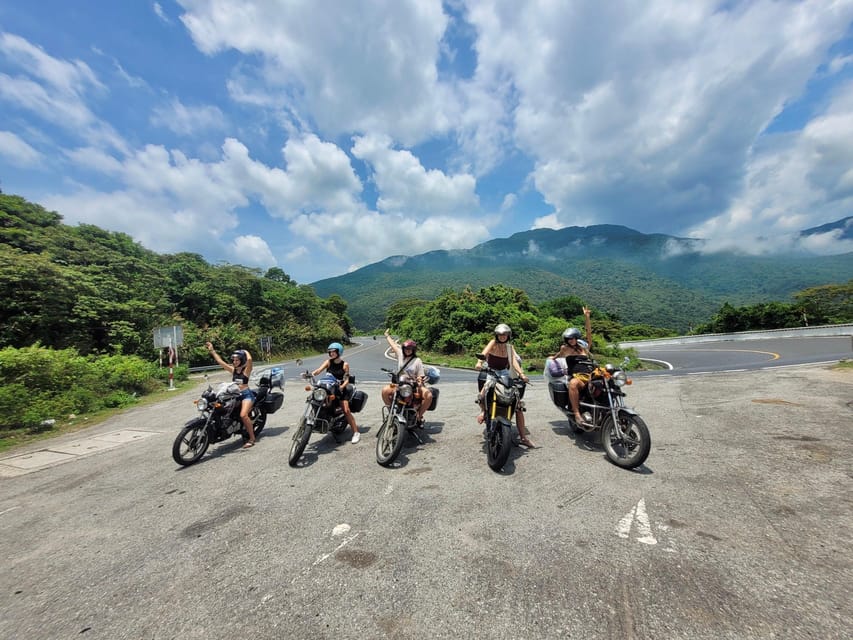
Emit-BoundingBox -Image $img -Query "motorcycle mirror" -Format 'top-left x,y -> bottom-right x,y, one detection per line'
475,354 -> 486,361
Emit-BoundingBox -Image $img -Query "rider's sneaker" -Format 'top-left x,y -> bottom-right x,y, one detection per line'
351,431 -> 361,444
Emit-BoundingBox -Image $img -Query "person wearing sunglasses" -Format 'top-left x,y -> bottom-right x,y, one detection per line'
550,306 -> 594,426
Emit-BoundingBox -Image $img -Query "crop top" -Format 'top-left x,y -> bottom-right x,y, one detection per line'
232,367 -> 249,385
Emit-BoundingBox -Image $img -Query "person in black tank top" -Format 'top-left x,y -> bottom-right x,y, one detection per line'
310,342 -> 360,443
206,341 -> 257,448
474,323 -> 535,448
550,306 -> 594,426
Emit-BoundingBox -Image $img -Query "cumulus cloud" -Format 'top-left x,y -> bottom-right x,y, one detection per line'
462,0 -> 853,247
352,133 -> 479,216
690,81 -> 853,254
230,235 -> 276,267
0,131 -> 42,167
178,0 -> 458,145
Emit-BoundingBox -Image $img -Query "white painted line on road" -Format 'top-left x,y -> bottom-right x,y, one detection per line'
0,506 -> 21,516
291,532 -> 360,584
617,498 -> 658,545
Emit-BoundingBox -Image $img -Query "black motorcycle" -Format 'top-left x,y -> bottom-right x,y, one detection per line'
288,371 -> 367,466
545,356 -> 651,469
375,368 -> 439,467
476,355 -> 526,471
172,367 -> 284,466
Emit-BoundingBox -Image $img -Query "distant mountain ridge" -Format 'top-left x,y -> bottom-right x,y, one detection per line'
310,222 -> 853,331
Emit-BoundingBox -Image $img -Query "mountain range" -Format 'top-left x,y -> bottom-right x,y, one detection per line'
310,219 -> 853,332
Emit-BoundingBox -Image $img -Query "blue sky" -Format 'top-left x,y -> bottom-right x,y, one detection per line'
1,1 -> 852,284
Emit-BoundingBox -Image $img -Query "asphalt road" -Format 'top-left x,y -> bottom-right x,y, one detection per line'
0,343 -> 851,639
632,335 -> 853,375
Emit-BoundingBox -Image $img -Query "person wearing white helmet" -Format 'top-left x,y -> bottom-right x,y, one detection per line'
475,323 -> 535,448
205,341 -> 257,448
550,306 -> 594,426
310,342 -> 361,443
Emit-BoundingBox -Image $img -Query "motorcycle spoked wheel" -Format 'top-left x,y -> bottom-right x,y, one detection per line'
601,413 -> 651,469
376,411 -> 406,467
486,418 -> 513,471
172,423 -> 210,466
251,408 -> 267,436
288,413 -> 313,467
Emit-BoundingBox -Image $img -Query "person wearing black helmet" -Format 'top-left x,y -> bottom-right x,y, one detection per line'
550,306 -> 594,426
381,329 -> 433,427
205,341 -> 257,448
310,342 -> 361,443
475,323 -> 535,448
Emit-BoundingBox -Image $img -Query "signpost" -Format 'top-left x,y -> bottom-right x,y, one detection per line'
153,325 -> 184,390
259,336 -> 272,362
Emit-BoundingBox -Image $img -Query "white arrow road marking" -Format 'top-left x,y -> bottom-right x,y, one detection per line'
616,498 -> 658,545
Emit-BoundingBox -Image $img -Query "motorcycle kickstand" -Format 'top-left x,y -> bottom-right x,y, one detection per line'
409,429 -> 424,445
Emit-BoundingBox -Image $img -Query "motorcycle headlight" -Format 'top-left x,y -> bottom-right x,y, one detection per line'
312,387 -> 328,402
398,384 -> 413,399
196,397 -> 208,411
612,370 -> 628,387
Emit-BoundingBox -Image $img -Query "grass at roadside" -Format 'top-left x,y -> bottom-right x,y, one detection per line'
835,359 -> 853,370
0,378 -> 204,455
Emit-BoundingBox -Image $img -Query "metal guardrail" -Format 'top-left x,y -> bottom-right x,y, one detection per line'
618,323 -> 853,348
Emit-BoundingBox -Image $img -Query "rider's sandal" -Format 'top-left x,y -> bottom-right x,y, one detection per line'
242,441 -> 255,449
519,437 -> 537,448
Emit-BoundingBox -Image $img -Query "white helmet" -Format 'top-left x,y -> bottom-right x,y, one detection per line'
494,323 -> 512,339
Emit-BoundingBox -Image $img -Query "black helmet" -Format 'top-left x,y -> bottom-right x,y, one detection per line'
494,323 -> 512,339
562,327 -> 582,342
230,350 -> 247,366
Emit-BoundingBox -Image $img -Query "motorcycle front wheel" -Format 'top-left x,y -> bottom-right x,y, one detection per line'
601,413 -> 651,469
251,409 -> 267,436
288,414 -> 312,467
486,419 -> 512,471
172,423 -> 209,466
376,411 -> 406,467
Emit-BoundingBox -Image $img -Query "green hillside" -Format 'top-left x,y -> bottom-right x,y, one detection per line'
311,225 -> 853,331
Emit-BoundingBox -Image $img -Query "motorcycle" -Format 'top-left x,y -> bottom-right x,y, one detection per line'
288,371 -> 368,466
545,356 -> 651,469
476,354 -> 527,471
375,367 -> 440,467
172,367 -> 284,466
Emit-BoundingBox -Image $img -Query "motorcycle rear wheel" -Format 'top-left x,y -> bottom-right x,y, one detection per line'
288,415 -> 312,467
172,424 -> 209,466
601,413 -> 651,469
376,412 -> 406,467
486,420 -> 512,471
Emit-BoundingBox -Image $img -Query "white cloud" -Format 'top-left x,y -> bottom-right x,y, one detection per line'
230,235 -> 276,267
0,131 -> 42,167
153,2 -> 171,24
690,81 -> 853,254
352,133 -> 479,216
151,98 -> 226,136
462,0 -> 853,243
0,32 -> 127,153
178,0 -> 458,145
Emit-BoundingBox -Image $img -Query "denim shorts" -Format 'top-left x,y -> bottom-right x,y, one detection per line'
239,388 -> 256,402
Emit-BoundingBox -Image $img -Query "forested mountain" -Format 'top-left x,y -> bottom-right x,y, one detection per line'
311,224 -> 853,331
0,194 -> 349,364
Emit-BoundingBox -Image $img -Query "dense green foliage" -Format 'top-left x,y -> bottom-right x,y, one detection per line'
387,284 -> 641,368
0,344 -> 183,431
696,281 -> 853,333
0,194 -> 351,365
